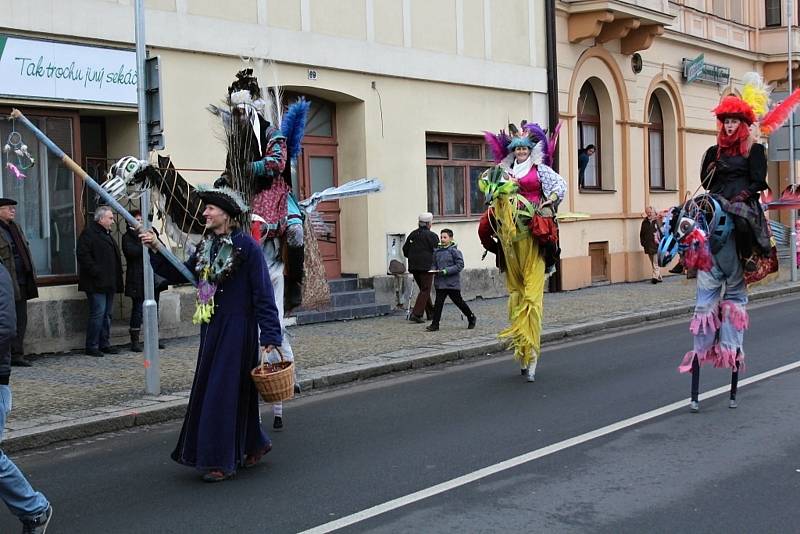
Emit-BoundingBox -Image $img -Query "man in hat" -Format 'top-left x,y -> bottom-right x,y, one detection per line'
0,198 -> 39,367
402,212 -> 439,323
141,185 -> 282,482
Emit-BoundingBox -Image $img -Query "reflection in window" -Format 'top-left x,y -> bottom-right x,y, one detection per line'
0,116 -> 76,276
442,167 -> 465,216
309,156 -> 335,193
304,100 -> 334,137
426,166 -> 441,215
765,0 -> 781,26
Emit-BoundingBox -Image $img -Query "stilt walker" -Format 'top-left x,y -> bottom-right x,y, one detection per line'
659,73 -> 800,412
479,122 -> 565,382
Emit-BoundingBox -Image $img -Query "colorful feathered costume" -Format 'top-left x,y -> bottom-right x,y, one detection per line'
658,72 -> 800,412
479,122 -> 566,381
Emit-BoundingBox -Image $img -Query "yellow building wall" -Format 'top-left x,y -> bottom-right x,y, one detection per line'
187,0 -> 258,23
267,0 -> 302,31
461,0 -> 485,59
374,0 -> 404,47
411,0 -> 457,54
311,0 -> 367,40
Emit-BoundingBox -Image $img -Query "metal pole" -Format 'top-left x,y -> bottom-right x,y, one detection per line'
135,0 -> 160,394
789,0 -> 798,282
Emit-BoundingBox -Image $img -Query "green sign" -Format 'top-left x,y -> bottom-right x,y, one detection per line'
685,53 -> 705,84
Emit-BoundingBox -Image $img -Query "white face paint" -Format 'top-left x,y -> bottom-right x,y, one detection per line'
723,117 -> 741,136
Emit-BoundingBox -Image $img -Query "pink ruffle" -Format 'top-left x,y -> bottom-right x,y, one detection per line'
679,344 -> 745,374
689,307 -> 721,335
713,344 -> 745,372
721,301 -> 749,331
678,348 -> 715,373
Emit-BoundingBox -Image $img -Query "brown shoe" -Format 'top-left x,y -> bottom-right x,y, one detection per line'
202,470 -> 235,482
244,442 -> 273,468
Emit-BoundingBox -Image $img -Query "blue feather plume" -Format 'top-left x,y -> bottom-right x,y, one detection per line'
281,98 -> 311,161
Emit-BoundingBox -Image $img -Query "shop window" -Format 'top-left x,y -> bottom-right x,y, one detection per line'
648,99 -> 665,190
426,135 -> 490,218
0,114 -> 78,279
578,83 -> 602,189
765,0 -> 782,26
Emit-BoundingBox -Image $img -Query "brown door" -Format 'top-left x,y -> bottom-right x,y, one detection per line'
297,143 -> 341,279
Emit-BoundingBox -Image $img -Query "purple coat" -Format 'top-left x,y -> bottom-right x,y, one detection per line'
151,229 -> 282,472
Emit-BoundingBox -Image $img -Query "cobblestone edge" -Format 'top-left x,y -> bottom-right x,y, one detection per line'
5,283 -> 798,453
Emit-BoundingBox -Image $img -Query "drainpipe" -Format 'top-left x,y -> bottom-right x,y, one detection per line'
545,0 -> 563,292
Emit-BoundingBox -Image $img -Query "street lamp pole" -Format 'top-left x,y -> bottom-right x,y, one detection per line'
135,0 -> 161,394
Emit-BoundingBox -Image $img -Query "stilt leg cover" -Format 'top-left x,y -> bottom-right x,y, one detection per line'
689,306 -> 721,335
713,343 -> 745,371
678,348 -> 714,374
721,301 -> 749,331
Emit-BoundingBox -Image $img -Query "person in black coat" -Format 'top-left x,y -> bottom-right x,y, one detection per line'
76,206 -> 124,357
402,212 -> 440,323
122,210 -> 167,352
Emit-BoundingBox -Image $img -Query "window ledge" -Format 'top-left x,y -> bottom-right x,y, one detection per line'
433,215 -> 483,223
649,188 -> 679,193
579,188 -> 617,194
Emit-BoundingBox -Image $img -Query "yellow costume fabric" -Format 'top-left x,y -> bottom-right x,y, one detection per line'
493,195 -> 546,367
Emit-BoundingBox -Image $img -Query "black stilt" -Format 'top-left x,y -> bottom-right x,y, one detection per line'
730,364 -> 739,400
691,356 -> 700,402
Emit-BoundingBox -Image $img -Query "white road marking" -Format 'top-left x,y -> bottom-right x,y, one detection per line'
299,359 -> 800,533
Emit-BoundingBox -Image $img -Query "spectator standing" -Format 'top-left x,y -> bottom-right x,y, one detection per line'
0,198 -> 39,367
577,144 -> 596,189
425,229 -> 476,332
0,262 -> 53,532
76,206 -> 124,357
122,210 -> 166,353
640,206 -> 662,284
402,212 -> 439,323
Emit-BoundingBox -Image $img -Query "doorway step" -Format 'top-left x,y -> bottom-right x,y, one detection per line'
291,275 -> 392,325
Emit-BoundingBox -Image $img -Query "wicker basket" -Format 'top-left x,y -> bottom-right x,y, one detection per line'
251,347 -> 295,403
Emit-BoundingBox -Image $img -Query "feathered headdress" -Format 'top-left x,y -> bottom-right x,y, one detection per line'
280,98 -> 311,161
713,72 -> 800,135
483,120 -> 561,166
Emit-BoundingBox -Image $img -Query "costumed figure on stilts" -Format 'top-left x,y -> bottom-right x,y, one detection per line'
478,121 -> 566,382
210,69 -> 310,431
658,72 -> 800,412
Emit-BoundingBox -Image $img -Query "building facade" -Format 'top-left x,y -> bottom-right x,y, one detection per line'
1,0 -> 550,353
554,0 -> 798,289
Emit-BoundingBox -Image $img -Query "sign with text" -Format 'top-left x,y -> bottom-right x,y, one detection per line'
0,35 -> 137,106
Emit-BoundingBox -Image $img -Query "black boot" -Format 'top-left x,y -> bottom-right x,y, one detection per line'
284,245 -> 305,312
467,315 -> 477,329
129,329 -> 142,352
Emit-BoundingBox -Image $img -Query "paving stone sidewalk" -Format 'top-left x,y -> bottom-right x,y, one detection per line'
5,266 -> 799,451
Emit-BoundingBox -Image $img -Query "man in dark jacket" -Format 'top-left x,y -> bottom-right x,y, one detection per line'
0,262 -> 53,531
639,206 -> 662,284
0,198 -> 39,367
76,206 -> 124,357
402,212 -> 440,323
425,229 -> 476,332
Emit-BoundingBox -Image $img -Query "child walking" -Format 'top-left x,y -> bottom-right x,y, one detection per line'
426,229 -> 477,332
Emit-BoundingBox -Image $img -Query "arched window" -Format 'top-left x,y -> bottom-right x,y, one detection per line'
577,83 -> 601,189
648,99 -> 665,190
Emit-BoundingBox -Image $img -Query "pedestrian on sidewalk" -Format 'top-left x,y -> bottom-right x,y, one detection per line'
0,262 -> 53,532
122,210 -> 167,353
0,198 -> 39,367
640,206 -> 662,284
141,185 -> 282,482
76,206 -> 123,358
426,229 -> 476,332
403,212 -> 439,323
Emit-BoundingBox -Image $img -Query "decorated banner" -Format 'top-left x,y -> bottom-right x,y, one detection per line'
0,34 -> 137,106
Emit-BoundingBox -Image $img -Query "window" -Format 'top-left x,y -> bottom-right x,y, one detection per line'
577,83 -> 601,189
0,112 -> 79,280
425,136 -> 490,217
648,99 -> 665,190
765,0 -> 782,26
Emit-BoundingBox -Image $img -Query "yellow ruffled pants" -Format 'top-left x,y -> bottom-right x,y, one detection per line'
493,197 -> 546,368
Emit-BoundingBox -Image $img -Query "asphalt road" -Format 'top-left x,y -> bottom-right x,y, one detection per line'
1,296 -> 799,533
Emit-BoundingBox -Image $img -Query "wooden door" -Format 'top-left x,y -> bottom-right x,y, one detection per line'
298,143 -> 341,279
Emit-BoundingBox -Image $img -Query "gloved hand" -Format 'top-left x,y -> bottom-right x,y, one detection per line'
251,160 -> 266,177
731,190 -> 751,203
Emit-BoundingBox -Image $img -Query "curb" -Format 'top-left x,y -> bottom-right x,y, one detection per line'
6,282 -> 800,453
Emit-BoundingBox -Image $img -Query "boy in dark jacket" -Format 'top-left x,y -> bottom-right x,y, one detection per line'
426,229 -> 476,332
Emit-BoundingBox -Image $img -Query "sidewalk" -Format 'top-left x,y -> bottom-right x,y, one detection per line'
5,266 -> 800,452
